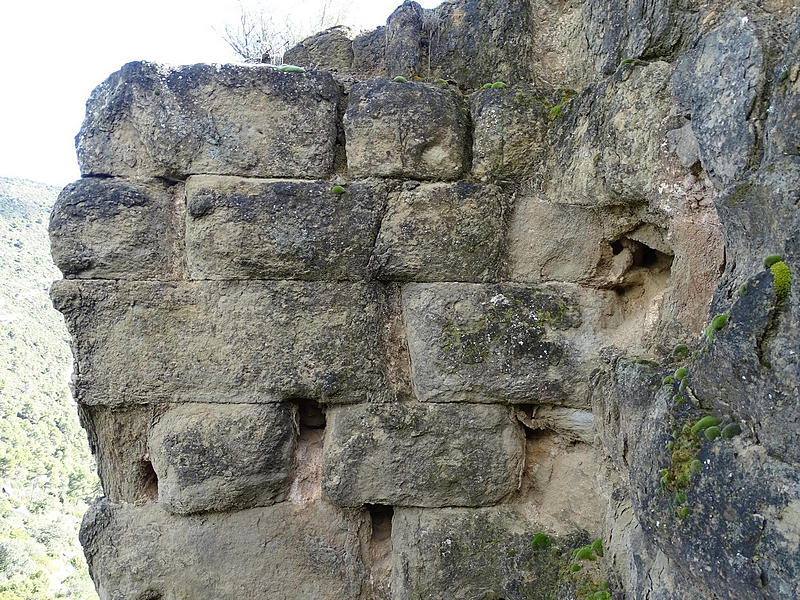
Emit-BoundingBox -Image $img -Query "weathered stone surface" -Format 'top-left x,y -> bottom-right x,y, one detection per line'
344,79 -> 467,180
543,61 -> 684,207
402,283 -> 586,404
426,0 -> 536,89
148,403 -> 296,514
385,1 -> 424,77
81,499 -> 369,600
77,61 -> 341,179
49,178 -> 184,280
352,27 -> 387,79
185,176 -> 385,280
391,507 -> 591,600
673,10 -> 764,184
51,280 -> 388,406
79,404 -> 158,504
322,402 -> 524,507
766,13 -> 800,159
507,199 -> 638,284
283,26 -> 355,74
470,84 -> 551,179
579,0 -> 696,79
369,181 -> 505,282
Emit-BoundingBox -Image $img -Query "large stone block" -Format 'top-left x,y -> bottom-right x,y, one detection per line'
81,499 -> 369,600
185,176 -> 386,280
344,79 -> 468,180
77,61 -> 341,179
49,178 -> 184,280
369,181 -> 506,282
470,84 -> 550,179
402,283 -> 585,404
148,403 -> 296,514
51,280 -> 388,406
322,402 -> 524,507
391,507 -> 588,600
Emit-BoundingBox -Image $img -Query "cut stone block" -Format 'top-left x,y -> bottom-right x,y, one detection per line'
77,61 -> 341,179
81,499 -> 368,600
185,176 -> 386,280
344,78 -> 467,180
391,507 -> 587,600
470,84 -> 551,179
322,402 -> 524,507
51,280 -> 388,406
402,283 -> 585,403
49,178 -> 184,280
148,403 -> 296,514
369,181 -> 506,282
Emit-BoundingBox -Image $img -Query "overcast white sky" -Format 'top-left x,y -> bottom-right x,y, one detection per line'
0,0 -> 440,187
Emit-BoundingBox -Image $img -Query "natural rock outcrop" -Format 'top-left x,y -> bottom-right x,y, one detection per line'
51,1 -> 799,599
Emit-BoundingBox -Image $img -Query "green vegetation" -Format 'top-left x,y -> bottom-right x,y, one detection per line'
433,78 -> 449,86
674,367 -> 687,380
331,185 -> 346,195
763,254 -> 783,268
392,76 -> 408,83
0,178 -> 99,599
770,260 -> 791,302
481,83 -> 493,89
531,532 -> 552,551
690,415 -> 720,436
672,344 -> 689,358
721,423 -> 742,439
490,81 -> 507,89
705,313 -> 730,342
277,64 -> 305,73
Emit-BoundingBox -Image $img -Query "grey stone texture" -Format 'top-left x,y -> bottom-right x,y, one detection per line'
49,177 -> 184,280
369,181 -> 506,282
51,280 -> 389,406
185,176 -> 386,280
80,499 -> 370,600
77,61 -> 341,179
344,78 -> 468,180
322,402 -> 524,507
148,403 -> 296,514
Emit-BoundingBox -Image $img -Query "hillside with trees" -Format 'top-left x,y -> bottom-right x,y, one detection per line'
0,177 -> 97,599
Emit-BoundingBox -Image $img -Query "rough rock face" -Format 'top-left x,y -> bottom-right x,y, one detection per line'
51,1 -> 799,599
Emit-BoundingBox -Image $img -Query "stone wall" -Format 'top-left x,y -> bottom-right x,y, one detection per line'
50,1 -> 800,599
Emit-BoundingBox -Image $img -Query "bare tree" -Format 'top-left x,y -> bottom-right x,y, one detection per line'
218,1 -> 350,64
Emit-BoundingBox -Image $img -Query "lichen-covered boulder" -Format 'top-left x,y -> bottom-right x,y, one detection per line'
77,61 -> 341,179
49,178 -> 184,280
185,176 -> 386,280
344,78 -> 468,180
322,402 -> 524,507
148,403 -> 296,514
369,181 -> 506,282
80,499 -> 369,600
402,283 -> 586,404
51,280 -> 389,406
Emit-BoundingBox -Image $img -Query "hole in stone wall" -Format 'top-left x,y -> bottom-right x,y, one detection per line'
366,504 -> 394,600
296,397 -> 326,429
289,398 -> 326,506
140,457 -> 158,501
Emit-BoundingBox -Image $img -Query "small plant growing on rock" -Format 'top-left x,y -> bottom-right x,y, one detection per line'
674,367 -> 687,380
662,375 -> 675,386
763,254 -> 783,268
433,78 -> 449,85
331,185 -> 346,195
721,422 -> 742,439
531,532 -> 552,551
690,415 -> 720,436
704,426 -> 721,441
277,64 -> 306,73
705,313 -> 730,342
481,83 -> 493,89
673,344 -> 689,358
770,260 -> 791,302
491,81 -> 507,89
392,76 -> 408,83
